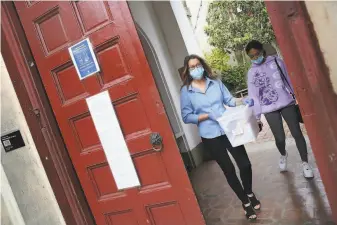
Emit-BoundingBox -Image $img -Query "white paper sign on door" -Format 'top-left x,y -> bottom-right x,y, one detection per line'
86,91 -> 140,190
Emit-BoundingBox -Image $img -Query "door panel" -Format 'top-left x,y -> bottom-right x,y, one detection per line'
14,1 -> 204,225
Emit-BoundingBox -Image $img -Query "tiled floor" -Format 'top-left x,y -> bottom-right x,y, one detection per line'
190,139 -> 334,225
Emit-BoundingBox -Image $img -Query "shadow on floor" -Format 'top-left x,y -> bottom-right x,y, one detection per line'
190,140 -> 334,225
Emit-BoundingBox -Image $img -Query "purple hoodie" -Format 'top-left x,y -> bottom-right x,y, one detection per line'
247,55 -> 295,119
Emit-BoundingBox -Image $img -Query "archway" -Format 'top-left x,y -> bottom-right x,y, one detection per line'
135,24 -> 196,170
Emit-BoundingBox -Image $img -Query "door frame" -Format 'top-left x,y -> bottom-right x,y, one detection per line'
265,1 -> 337,222
1,2 -> 94,224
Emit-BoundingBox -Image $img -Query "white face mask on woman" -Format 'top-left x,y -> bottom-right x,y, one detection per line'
190,66 -> 205,80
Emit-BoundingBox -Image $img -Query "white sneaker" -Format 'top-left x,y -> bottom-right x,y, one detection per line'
302,162 -> 314,178
279,152 -> 288,172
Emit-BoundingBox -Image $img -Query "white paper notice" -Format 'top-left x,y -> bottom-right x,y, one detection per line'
86,91 -> 140,190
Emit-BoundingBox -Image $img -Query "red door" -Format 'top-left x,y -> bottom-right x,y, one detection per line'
14,1 -> 204,225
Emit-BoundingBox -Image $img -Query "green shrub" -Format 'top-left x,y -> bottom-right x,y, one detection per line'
205,48 -> 250,93
221,63 -> 250,93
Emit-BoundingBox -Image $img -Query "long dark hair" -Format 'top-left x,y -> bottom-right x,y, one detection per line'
181,54 -> 217,87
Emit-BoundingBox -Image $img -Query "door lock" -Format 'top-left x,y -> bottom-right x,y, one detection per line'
150,132 -> 163,152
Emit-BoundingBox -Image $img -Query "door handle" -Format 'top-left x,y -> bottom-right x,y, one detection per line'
150,132 -> 163,152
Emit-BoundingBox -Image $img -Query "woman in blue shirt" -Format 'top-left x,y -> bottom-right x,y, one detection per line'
180,55 -> 260,221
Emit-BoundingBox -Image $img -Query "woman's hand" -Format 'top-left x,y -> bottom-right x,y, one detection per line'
198,114 -> 209,122
243,98 -> 254,107
208,110 -> 224,121
235,97 -> 254,107
198,111 -> 221,122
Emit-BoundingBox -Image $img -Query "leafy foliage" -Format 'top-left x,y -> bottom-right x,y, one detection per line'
205,49 -> 250,93
221,64 -> 250,93
205,48 -> 230,72
205,1 -> 275,52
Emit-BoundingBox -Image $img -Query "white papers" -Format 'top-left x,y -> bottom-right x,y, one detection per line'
86,91 -> 140,190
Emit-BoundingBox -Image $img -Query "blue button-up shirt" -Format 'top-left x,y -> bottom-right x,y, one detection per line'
180,78 -> 236,139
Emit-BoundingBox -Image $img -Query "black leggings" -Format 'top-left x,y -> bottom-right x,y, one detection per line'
202,135 -> 252,204
265,104 -> 308,162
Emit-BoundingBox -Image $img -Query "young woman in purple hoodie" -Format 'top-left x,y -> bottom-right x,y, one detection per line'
246,40 -> 313,179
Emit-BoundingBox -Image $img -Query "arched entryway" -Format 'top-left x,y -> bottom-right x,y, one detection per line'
135,23 -> 196,170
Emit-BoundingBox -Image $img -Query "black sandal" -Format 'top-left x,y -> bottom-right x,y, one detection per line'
248,193 -> 261,210
242,203 -> 257,221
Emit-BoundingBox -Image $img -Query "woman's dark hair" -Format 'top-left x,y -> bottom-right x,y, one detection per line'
181,54 -> 216,87
245,40 -> 265,56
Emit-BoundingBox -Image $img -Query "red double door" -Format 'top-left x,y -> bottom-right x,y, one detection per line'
15,1 -> 204,225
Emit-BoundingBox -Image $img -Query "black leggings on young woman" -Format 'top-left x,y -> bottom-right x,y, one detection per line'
265,104 -> 308,162
202,135 -> 252,204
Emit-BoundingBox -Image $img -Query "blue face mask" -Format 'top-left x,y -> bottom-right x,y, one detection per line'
190,67 -> 204,80
251,55 -> 264,64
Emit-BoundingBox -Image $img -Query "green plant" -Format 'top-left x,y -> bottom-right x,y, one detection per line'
221,64 -> 250,93
205,0 -> 275,52
205,48 -> 230,72
205,48 -> 250,93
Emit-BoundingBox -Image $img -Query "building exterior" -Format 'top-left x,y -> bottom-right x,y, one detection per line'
1,1 -> 337,224
184,0 -> 212,54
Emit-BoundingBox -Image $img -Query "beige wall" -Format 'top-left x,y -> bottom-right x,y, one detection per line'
0,54 -> 65,225
305,1 -> 337,94
185,0 -> 212,54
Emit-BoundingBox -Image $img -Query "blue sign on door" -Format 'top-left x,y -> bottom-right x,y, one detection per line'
68,38 -> 100,80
